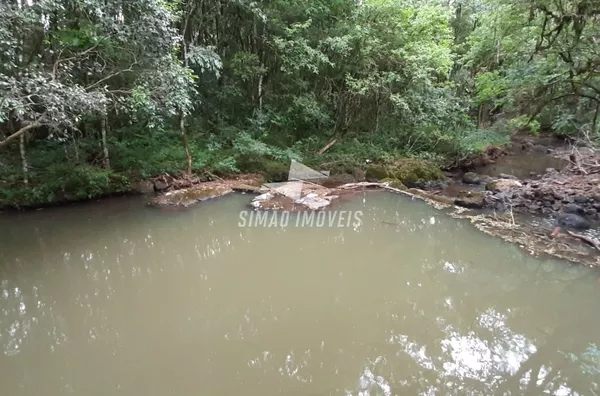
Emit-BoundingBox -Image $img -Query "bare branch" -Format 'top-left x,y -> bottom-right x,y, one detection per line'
0,119 -> 43,148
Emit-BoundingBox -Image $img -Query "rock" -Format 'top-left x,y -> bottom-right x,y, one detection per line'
545,168 -> 557,174
527,204 -> 541,211
585,208 -> 598,217
232,184 -> 261,194
251,192 -> 274,208
380,178 -> 407,190
574,195 -> 589,204
529,171 -> 537,176
592,195 -> 600,202
462,172 -> 482,184
454,191 -> 485,209
486,179 -> 522,193
365,165 -> 389,181
152,185 -> 231,207
352,168 -> 366,182
133,180 -> 155,194
563,203 -> 585,215
552,202 -> 562,211
498,173 -> 518,180
294,193 -> 331,210
366,159 -> 445,186
410,179 -> 448,190
320,174 -> 356,188
552,191 -> 564,200
154,180 -> 170,191
593,203 -> 600,210
557,213 -> 590,230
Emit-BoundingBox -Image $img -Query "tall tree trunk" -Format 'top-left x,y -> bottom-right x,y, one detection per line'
257,74 -> 263,111
101,115 -> 110,168
20,133 -> 28,185
179,2 -> 193,175
180,111 -> 192,175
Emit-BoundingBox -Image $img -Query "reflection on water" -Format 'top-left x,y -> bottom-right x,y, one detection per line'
0,193 -> 599,395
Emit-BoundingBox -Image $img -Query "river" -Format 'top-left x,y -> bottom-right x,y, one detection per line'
1,192 -> 599,395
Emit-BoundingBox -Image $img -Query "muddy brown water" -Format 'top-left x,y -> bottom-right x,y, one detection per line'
1,192 -> 600,395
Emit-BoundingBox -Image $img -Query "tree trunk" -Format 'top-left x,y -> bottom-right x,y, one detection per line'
592,100 -> 600,135
180,111 -> 192,175
179,3 -> 193,175
101,116 -> 110,168
20,133 -> 28,185
258,73 -> 263,111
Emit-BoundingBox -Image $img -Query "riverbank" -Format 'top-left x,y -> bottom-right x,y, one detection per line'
3,133 -> 600,267
144,133 -> 600,267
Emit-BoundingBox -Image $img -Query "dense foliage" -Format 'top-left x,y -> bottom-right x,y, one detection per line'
1,0 -> 599,207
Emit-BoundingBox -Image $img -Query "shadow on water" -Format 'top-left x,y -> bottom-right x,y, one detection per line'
0,192 -> 599,395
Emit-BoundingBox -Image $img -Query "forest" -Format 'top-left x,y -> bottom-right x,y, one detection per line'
0,0 -> 599,207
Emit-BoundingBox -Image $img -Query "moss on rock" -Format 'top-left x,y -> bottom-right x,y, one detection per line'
365,159 -> 445,186
365,165 -> 389,181
380,178 -> 407,190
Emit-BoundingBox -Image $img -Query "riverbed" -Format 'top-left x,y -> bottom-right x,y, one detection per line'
1,192 -> 599,395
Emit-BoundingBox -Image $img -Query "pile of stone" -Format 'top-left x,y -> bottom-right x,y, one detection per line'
464,168 -> 600,220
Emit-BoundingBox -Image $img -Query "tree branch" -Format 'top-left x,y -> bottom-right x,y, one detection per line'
0,121 -> 42,148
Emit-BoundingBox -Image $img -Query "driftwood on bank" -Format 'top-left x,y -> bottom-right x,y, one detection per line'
566,230 -> 600,251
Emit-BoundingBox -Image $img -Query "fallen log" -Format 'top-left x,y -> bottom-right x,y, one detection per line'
317,138 -> 337,155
